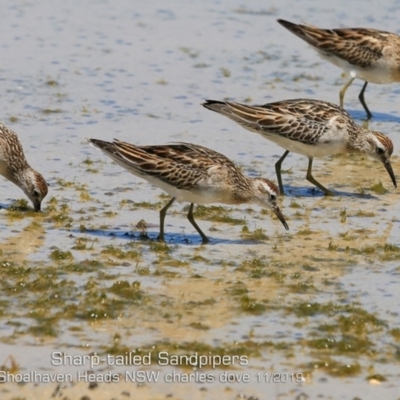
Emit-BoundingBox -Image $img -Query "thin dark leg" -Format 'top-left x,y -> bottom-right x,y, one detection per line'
339,77 -> 355,108
158,197 -> 175,242
275,150 -> 290,195
306,157 -> 334,196
187,203 -> 209,244
358,81 -> 372,119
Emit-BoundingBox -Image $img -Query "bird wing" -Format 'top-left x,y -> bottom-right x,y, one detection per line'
129,141 -> 234,169
278,19 -> 391,68
203,99 -> 350,145
110,140 -> 224,190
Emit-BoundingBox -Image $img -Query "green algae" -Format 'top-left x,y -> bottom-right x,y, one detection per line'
49,249 -> 74,261
101,245 -> 141,261
191,205 -> 246,225
302,359 -> 361,377
241,226 -> 269,241
0,158 -> 399,385
370,181 -> 388,194
109,280 -> 144,300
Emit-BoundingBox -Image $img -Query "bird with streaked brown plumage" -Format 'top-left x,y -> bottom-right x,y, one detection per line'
203,98 -> 396,195
277,19 -> 400,119
0,123 -> 48,211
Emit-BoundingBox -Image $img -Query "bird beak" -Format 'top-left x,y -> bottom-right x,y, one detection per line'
273,206 -> 289,230
384,160 -> 397,188
34,202 -> 41,212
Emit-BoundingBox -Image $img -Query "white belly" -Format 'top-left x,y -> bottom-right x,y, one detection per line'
139,174 -> 235,205
317,51 -> 397,84
271,135 -> 344,157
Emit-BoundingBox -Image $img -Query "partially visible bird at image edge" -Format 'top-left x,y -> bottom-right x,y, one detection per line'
277,19 -> 400,119
0,123 -> 48,211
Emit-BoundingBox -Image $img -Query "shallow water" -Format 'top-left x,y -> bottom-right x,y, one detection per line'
1,0 -> 400,399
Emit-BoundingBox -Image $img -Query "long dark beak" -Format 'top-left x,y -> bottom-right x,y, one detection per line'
34,202 -> 41,212
384,161 -> 397,188
273,206 -> 289,230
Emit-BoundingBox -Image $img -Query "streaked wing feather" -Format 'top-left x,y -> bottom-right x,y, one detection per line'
205,99 -> 351,145
278,20 -> 390,67
310,28 -> 387,67
115,140 -> 229,169
0,124 -> 29,173
110,141 -> 214,190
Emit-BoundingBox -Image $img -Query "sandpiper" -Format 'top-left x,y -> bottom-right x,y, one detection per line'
277,19 -> 400,119
0,123 -> 48,211
88,139 -> 289,243
202,99 -> 396,195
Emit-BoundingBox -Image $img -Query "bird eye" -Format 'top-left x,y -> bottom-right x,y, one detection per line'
377,147 -> 385,155
33,189 -> 40,198
270,194 -> 277,201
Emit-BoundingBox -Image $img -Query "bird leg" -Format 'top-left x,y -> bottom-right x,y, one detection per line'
339,77 -> 355,108
358,81 -> 372,119
274,150 -> 290,195
158,197 -> 175,242
187,203 -> 209,244
306,157 -> 334,196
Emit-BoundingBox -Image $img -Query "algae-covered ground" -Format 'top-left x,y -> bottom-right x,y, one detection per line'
1,0 -> 400,399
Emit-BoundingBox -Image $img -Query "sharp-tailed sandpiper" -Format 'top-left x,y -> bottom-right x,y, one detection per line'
203,99 -> 396,195
88,139 -> 289,243
0,123 -> 48,211
277,19 -> 400,119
